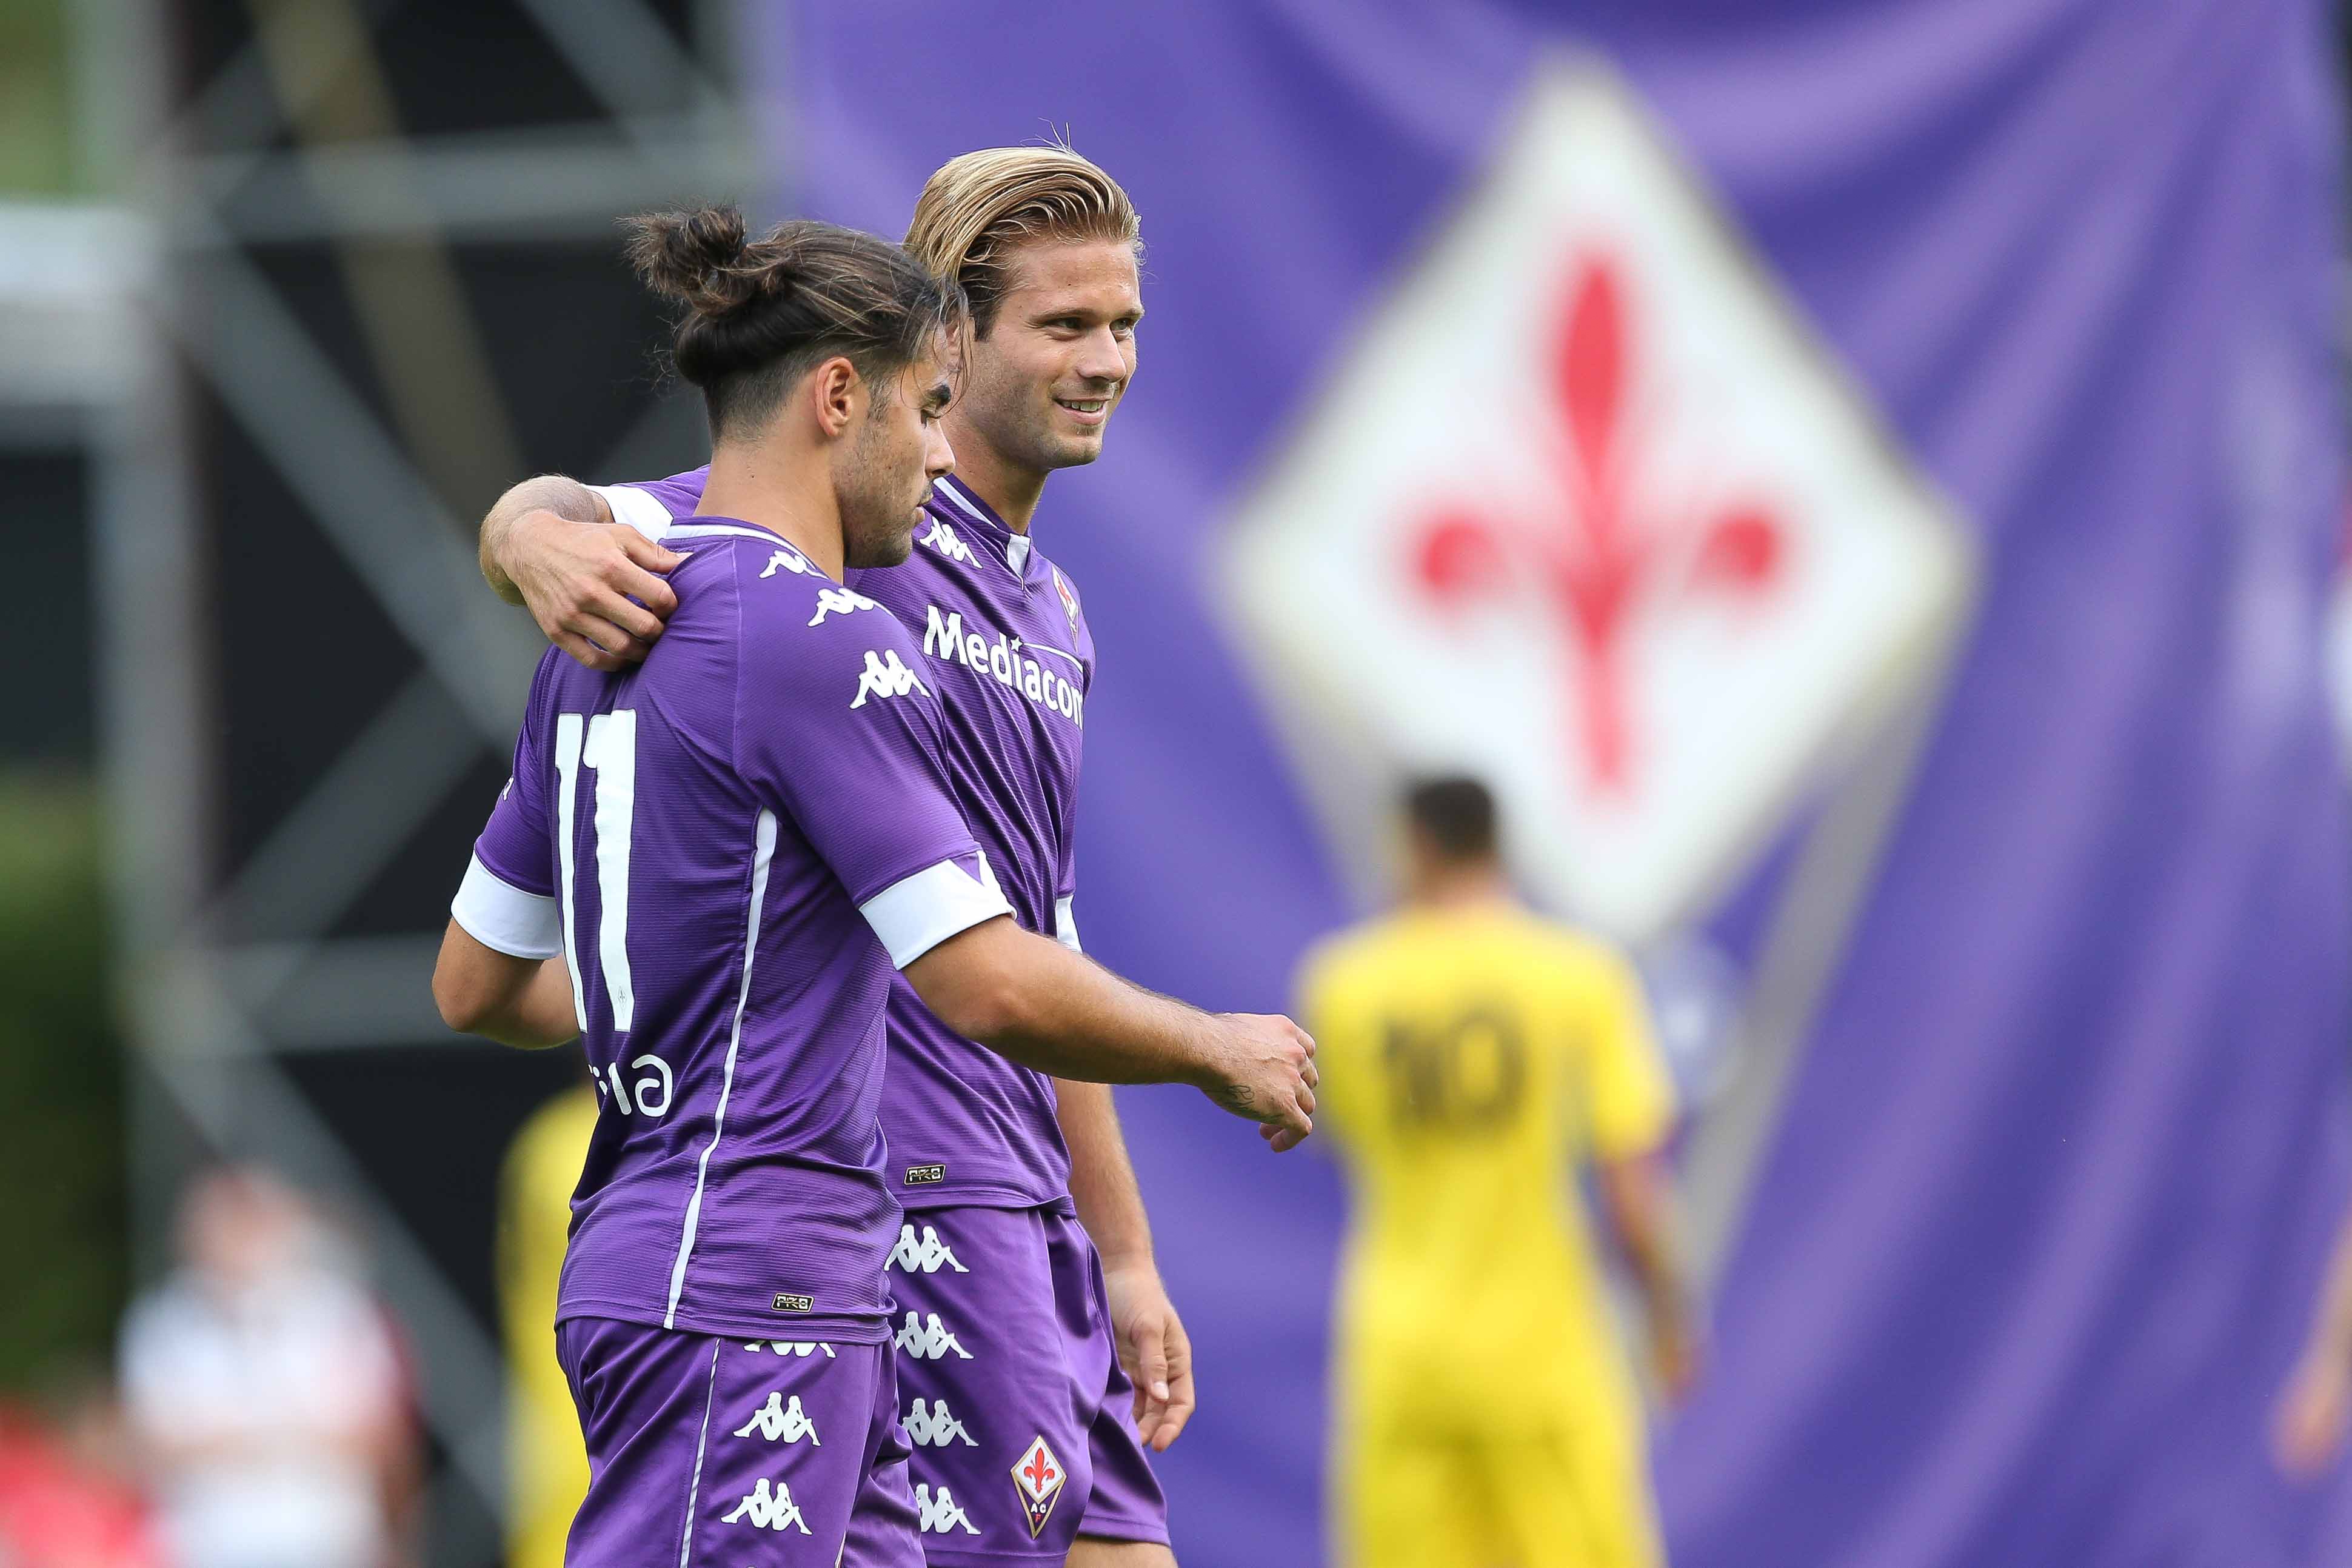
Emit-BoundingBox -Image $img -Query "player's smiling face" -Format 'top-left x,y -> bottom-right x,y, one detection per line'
963,238 -> 1141,476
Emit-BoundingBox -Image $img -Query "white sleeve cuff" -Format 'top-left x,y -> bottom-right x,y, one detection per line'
592,484 -> 676,541
859,858 -> 1012,968
452,854 -> 563,958
1054,895 -> 1082,953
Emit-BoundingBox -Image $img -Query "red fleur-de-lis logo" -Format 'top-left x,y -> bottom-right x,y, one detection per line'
1412,255 -> 1787,793
1024,1449 -> 1056,1492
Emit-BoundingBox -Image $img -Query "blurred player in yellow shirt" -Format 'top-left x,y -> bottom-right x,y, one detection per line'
495,1083 -> 596,1568
1297,776 -> 1696,1568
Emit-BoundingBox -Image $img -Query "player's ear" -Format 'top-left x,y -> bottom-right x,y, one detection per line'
807,355 -> 860,440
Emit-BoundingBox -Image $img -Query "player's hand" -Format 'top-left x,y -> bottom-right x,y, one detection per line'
1198,1013 -> 1316,1149
503,508 -> 683,672
1102,1259 -> 1196,1452
2276,1349 -> 2352,1478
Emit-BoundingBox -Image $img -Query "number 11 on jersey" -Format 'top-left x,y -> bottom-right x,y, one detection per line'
553,710 -> 638,1032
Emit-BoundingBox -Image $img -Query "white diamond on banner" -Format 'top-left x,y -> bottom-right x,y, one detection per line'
1222,58 -> 1973,941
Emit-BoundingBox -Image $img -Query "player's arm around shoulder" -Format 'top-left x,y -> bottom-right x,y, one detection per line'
479,473 -> 684,672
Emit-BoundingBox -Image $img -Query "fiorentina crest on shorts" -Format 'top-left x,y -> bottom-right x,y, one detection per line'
1221,59 -> 1970,939
1011,1434 -> 1066,1538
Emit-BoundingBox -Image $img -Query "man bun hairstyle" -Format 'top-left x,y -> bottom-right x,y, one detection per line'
623,205 -> 963,441
1405,775 -> 1500,862
903,144 -> 1141,338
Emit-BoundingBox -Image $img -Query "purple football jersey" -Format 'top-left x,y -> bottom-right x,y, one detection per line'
598,473 -> 1095,1210
451,521 -> 1012,1340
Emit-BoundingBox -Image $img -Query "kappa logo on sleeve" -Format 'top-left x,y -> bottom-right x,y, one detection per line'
849,649 -> 928,709
1011,1435 -> 1067,1539
807,586 -> 878,627
759,548 -> 812,579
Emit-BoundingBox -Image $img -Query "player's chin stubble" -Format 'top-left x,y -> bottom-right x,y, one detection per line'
838,476 -> 915,570
844,512 -> 912,570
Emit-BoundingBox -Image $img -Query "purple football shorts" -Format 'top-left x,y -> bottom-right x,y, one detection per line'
884,1201 -> 1173,1561
555,1315 -> 920,1567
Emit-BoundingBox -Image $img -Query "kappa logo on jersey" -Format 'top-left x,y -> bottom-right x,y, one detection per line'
721,1477 -> 809,1534
741,1341 -> 835,1358
732,1392 -> 820,1446
1010,1435 -> 1067,1540
849,649 -> 927,710
921,606 -> 1086,728
920,519 -> 979,567
894,1310 -> 972,1361
1052,565 -> 1081,632
914,1483 -> 980,1536
902,1397 -> 978,1448
759,547 -> 812,579
806,585 -> 878,627
887,1223 -> 967,1275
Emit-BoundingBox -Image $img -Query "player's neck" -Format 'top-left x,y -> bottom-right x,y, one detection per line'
940,419 -> 1046,534
697,444 -> 849,581
1403,862 -> 1514,911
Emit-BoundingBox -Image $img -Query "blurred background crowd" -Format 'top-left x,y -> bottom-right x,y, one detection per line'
6,1 -> 2352,1566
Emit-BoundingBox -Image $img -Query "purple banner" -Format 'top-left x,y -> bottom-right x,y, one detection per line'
761,3 -> 2352,1563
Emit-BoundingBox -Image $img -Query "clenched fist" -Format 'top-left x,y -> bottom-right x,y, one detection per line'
1197,1012 -> 1318,1151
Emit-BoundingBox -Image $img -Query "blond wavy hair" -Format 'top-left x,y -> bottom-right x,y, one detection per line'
903,144 -> 1141,337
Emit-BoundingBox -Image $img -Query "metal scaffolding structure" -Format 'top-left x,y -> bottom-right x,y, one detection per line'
89,2 -> 759,1562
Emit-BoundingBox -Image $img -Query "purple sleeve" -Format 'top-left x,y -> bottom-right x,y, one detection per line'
733,587 -> 994,915
593,467 -> 708,538
475,670 -> 554,897
450,660 -> 564,959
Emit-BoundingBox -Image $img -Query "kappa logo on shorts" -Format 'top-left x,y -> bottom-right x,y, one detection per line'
741,1340 -> 834,1357
771,1292 -> 814,1313
903,1163 -> 946,1186
721,1477 -> 810,1534
914,1483 -> 980,1536
902,1396 -> 977,1448
1011,1435 -> 1067,1540
888,1223 -> 967,1274
732,1392 -> 820,1446
894,1310 -> 972,1361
